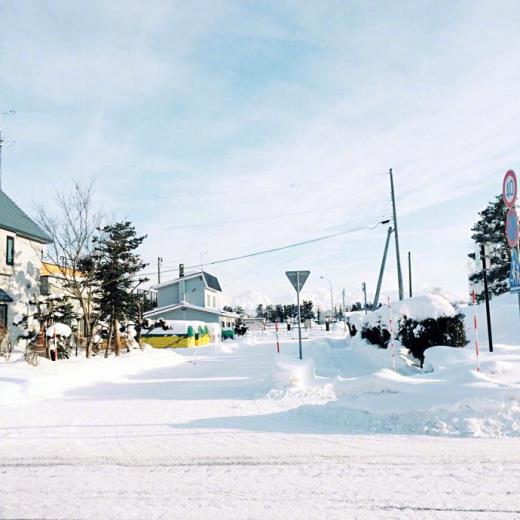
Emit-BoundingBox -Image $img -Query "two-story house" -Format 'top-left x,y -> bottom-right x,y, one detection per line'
0,189 -> 52,340
144,270 -> 238,328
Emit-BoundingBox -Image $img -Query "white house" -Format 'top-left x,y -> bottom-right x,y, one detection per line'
0,189 -> 51,341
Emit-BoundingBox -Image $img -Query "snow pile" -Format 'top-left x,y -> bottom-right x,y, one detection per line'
360,294 -> 457,329
272,354 -> 317,389
146,320 -> 207,336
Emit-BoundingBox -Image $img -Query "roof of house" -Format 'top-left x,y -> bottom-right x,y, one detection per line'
144,301 -> 239,319
0,190 -> 51,243
153,270 -> 222,292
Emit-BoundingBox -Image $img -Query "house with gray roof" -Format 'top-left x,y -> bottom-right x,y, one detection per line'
144,270 -> 239,328
0,189 -> 51,341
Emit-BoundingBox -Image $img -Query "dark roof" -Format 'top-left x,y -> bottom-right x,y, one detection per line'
0,289 -> 13,303
203,271 -> 222,292
0,190 -> 51,243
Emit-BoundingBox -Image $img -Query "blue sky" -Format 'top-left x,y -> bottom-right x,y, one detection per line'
1,1 -> 519,308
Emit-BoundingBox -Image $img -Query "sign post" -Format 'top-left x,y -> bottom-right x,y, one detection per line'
286,270 -> 310,360
502,169 -> 520,320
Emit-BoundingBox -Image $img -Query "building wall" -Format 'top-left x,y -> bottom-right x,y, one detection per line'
0,230 -> 45,342
183,276 -> 205,307
157,275 -> 207,308
157,282 -> 180,308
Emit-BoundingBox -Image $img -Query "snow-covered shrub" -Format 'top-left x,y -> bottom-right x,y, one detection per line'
399,313 -> 467,365
359,294 -> 468,367
361,321 -> 391,349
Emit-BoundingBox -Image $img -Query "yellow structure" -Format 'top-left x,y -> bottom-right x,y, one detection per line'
142,322 -> 211,349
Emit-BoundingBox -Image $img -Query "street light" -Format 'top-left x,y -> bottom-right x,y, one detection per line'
320,275 -> 334,329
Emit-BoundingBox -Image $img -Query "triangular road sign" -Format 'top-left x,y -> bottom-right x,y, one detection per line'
286,270 -> 310,292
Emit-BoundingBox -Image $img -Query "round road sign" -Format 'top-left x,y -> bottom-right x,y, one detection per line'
505,207 -> 519,247
502,169 -> 517,208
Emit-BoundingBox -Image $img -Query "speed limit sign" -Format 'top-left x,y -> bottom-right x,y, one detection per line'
503,169 -> 517,208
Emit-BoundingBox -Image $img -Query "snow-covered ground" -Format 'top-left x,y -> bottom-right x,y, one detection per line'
1,297 -> 520,518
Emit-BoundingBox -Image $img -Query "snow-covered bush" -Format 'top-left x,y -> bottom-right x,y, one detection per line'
359,294 -> 467,366
361,321 -> 391,348
399,313 -> 467,364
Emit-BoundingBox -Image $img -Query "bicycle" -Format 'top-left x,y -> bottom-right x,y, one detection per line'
0,338 -> 12,360
24,348 -> 39,366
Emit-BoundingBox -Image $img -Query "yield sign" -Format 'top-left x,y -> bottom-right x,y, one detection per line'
286,271 -> 310,292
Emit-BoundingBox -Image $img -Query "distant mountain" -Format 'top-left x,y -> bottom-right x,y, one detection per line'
231,291 -> 272,315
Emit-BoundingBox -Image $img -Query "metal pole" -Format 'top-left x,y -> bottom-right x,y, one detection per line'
480,244 -> 493,353
408,251 -> 413,298
157,257 -> 163,284
362,282 -> 367,314
373,227 -> 393,308
329,281 -> 334,329
342,288 -> 346,332
0,128 -> 3,189
296,272 -> 303,360
389,169 -> 404,300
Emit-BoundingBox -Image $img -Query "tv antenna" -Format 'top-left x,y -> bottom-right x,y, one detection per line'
0,109 -> 16,190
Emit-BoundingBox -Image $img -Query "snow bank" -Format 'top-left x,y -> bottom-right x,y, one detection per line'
272,354 -> 317,389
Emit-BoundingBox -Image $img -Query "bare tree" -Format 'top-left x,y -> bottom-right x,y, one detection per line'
36,181 -> 103,357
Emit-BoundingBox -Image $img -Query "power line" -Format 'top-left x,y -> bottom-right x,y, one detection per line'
140,218 -> 390,279
147,198 -> 391,233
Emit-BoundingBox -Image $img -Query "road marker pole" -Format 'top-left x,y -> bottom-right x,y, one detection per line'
388,297 -> 396,372
275,320 -> 280,354
471,290 -> 480,373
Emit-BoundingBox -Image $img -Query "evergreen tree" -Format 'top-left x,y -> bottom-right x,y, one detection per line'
223,305 -> 234,312
92,222 -> 148,356
233,306 -> 245,316
469,195 -> 510,300
256,304 -> 265,318
301,300 -> 314,320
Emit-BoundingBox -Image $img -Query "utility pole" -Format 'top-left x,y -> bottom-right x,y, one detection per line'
480,244 -> 494,353
342,288 -> 346,332
373,226 -> 393,309
0,110 -> 15,190
362,282 -> 368,314
389,168 -> 404,300
408,251 -> 413,298
157,257 -> 163,284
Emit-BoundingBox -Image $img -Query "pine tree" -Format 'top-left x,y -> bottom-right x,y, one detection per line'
92,222 -> 148,356
469,195 -> 510,300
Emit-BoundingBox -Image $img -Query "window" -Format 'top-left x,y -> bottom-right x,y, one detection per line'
6,237 -> 14,266
206,294 -> 211,307
40,276 -> 50,296
0,305 -> 7,329
213,296 -> 216,308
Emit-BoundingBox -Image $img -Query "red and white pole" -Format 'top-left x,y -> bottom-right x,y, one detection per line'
275,320 -> 280,354
472,290 -> 480,372
388,297 -> 396,372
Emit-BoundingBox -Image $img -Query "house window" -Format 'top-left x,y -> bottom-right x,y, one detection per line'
0,304 -> 7,329
206,294 -> 211,307
40,276 -> 50,296
6,237 -> 14,266
213,296 -> 216,308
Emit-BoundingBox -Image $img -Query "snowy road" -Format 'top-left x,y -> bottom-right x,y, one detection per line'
2,337 -> 520,519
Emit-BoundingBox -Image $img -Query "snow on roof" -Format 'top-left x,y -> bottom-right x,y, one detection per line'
145,320 -> 208,336
144,301 -> 239,319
